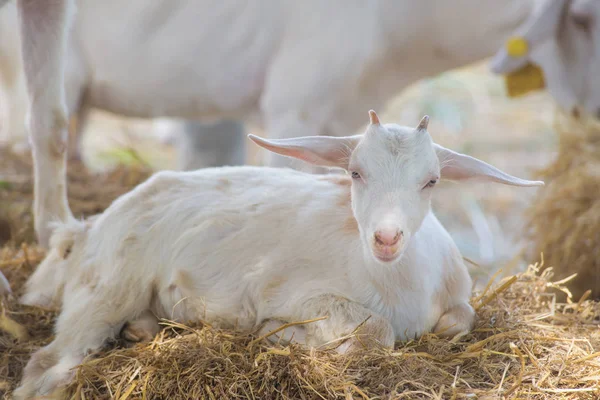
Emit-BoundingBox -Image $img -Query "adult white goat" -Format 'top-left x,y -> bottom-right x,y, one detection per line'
14,111 -> 543,399
0,0 -> 538,248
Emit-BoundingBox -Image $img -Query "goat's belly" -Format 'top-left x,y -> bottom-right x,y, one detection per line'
79,0 -> 278,121
152,266 -> 258,331
86,71 -> 260,121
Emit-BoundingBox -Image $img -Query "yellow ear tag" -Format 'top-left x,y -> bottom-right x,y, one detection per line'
504,63 -> 546,98
505,36 -> 529,57
502,37 -> 545,97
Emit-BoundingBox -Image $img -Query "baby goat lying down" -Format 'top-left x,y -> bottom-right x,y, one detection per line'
15,111 -> 543,399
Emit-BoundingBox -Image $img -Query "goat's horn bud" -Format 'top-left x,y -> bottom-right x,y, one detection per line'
368,110 -> 380,126
416,115 -> 429,131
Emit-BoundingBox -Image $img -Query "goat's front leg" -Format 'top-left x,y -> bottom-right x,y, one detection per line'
17,0 -> 75,247
121,309 -> 161,345
293,294 -> 395,354
433,302 -> 475,338
14,283 -> 150,399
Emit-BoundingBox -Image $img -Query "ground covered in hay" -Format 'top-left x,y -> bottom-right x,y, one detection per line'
0,151 -> 600,399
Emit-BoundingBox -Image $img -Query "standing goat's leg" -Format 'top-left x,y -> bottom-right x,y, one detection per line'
177,119 -> 247,171
0,31 -> 30,153
293,294 -> 395,354
17,0 -> 75,247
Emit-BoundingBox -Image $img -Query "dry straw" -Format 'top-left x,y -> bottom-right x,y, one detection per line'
525,109 -> 600,301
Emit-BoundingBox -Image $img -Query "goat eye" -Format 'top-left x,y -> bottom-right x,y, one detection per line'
425,179 -> 438,188
351,171 -> 361,179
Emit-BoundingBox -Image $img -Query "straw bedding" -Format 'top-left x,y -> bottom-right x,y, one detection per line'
0,150 -> 599,399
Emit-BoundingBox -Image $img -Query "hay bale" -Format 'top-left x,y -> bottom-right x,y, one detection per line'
525,110 -> 600,301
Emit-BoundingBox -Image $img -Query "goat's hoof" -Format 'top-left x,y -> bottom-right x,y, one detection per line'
121,324 -> 156,344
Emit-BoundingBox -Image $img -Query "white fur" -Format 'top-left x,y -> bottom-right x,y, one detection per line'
0,0 -> 537,247
14,112 -> 543,398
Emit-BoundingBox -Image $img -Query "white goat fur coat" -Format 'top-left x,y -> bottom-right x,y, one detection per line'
27,166 -> 471,344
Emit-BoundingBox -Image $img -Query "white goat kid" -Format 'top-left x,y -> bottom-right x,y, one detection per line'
15,111 -> 543,399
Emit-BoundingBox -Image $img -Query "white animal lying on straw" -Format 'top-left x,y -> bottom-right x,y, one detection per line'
14,111 -> 543,399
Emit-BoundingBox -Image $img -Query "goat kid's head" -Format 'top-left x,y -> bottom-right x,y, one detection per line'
249,111 -> 543,265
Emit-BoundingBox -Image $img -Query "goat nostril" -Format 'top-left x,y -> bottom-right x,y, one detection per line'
375,230 -> 402,246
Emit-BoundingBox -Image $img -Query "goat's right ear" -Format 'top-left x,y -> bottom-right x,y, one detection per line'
489,0 -> 567,74
248,134 -> 361,170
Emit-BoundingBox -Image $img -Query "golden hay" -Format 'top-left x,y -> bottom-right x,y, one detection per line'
0,243 -> 599,399
525,110 -> 600,301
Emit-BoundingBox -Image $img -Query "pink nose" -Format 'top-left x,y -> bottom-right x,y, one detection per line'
374,229 -> 402,246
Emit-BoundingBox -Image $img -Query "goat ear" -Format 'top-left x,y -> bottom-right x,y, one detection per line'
434,144 -> 544,187
490,0 -> 568,74
248,134 -> 361,170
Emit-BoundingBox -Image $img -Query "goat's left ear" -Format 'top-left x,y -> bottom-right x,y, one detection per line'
248,134 -> 361,170
434,144 -> 544,187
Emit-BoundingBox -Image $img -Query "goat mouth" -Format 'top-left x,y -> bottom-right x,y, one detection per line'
372,245 -> 400,263
374,253 -> 398,263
